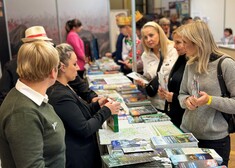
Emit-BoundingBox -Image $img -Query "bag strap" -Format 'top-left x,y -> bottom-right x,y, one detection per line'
156,51 -> 163,73
217,56 -> 231,97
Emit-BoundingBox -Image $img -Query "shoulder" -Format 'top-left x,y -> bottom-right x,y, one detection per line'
220,56 -> 235,70
67,31 -> 78,39
47,83 -> 75,103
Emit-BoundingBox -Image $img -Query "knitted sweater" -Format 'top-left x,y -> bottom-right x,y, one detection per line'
0,88 -> 65,168
178,55 -> 235,140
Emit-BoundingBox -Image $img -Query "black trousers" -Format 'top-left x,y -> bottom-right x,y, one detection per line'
198,135 -> 230,166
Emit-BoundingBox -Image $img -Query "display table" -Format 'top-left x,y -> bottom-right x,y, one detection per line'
218,44 -> 235,59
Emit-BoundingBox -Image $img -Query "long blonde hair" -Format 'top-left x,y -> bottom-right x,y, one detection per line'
180,20 -> 225,74
141,21 -> 173,58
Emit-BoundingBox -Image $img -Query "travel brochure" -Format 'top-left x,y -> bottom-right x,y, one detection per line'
126,72 -> 150,84
129,105 -> 158,116
151,133 -> 199,149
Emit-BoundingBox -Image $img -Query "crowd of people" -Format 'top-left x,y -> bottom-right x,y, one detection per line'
0,11 -> 234,168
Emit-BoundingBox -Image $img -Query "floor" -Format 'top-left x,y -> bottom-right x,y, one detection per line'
229,134 -> 235,168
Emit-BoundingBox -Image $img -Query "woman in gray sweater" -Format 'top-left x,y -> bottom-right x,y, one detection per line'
178,20 -> 235,166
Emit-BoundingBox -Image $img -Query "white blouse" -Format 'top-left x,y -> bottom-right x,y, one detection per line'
141,43 -> 178,110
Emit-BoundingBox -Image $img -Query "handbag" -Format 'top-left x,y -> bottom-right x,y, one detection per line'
217,56 -> 235,133
145,52 -> 163,97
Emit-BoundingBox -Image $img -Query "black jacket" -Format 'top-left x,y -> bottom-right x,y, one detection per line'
47,81 -> 111,168
165,55 -> 187,128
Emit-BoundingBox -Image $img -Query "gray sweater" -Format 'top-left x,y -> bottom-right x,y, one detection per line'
0,88 -> 65,168
178,56 -> 235,140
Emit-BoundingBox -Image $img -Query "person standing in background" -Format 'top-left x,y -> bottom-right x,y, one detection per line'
0,41 -> 65,168
178,21 -> 235,166
170,14 -> 181,33
221,28 -> 234,45
159,17 -> 172,40
105,12 -> 126,62
66,19 -> 86,78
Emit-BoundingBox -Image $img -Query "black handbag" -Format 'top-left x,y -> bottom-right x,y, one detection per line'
217,56 -> 235,133
145,52 -> 163,97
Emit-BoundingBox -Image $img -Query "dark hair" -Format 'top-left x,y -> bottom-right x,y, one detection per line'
181,16 -> 193,25
10,24 -> 27,56
136,16 -> 149,30
65,19 -> 82,33
224,28 -> 233,35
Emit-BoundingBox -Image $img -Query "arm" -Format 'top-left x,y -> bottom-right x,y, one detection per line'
0,60 -> 18,105
68,76 -> 97,103
115,34 -> 124,64
206,58 -> 235,114
5,112 -> 45,168
178,65 -> 190,109
54,95 -> 111,138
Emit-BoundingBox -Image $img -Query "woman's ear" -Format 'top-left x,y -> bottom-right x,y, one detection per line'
59,62 -> 66,73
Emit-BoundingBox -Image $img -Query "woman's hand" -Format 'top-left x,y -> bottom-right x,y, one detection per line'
194,91 -> 210,106
105,52 -> 112,58
104,101 -> 121,115
135,79 -> 146,88
118,60 -> 132,69
164,91 -> 173,102
184,96 -> 198,110
158,87 -> 165,99
97,97 -> 108,107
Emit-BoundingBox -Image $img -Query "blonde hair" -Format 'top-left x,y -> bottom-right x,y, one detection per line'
17,41 -> 59,82
179,20 -> 225,74
56,43 -> 74,76
172,25 -> 185,37
141,21 -> 172,58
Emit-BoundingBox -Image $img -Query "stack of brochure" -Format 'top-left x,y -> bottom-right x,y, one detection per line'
151,133 -> 198,149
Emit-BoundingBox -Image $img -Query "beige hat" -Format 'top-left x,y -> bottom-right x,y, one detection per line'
21,26 -> 52,43
116,16 -> 131,26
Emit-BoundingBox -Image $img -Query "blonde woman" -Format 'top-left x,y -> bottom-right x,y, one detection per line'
178,20 -> 235,166
157,26 -> 187,128
0,41 -> 65,168
137,21 -> 178,111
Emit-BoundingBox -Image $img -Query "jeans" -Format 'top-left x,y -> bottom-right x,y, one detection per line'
198,135 -> 230,167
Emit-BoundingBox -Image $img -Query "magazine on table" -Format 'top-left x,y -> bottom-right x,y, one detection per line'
129,105 -> 158,117
151,133 -> 199,149
127,72 -> 150,84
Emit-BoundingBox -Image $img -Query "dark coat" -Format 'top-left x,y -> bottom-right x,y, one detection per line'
47,81 -> 111,168
165,55 -> 187,128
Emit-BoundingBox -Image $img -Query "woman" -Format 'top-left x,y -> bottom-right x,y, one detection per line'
178,20 -> 235,166
0,41 -> 65,168
136,21 -> 178,111
66,19 -> 86,78
159,17 -> 172,40
47,43 -> 120,168
158,26 -> 187,128
221,28 -> 234,45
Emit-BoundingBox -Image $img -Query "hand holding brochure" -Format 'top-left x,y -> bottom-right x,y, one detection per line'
127,72 -> 149,84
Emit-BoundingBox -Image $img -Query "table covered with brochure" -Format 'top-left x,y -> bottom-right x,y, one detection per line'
85,58 -> 225,168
